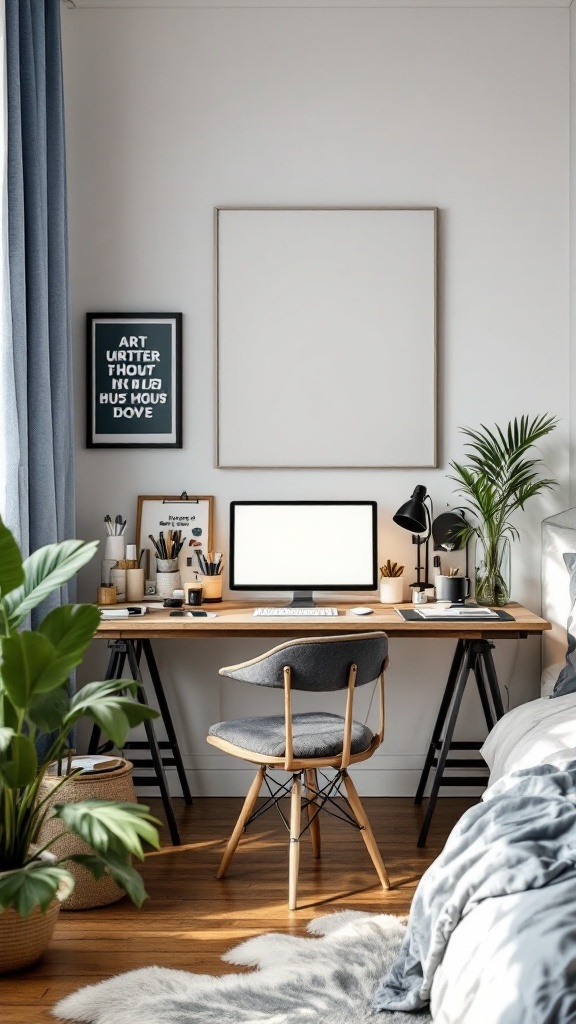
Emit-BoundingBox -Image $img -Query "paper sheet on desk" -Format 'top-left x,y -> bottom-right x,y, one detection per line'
99,606 -> 148,619
415,605 -> 499,619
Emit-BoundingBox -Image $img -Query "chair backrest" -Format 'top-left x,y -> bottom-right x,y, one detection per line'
219,632 -> 388,691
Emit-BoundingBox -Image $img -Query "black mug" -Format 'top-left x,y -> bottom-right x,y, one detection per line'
435,575 -> 470,604
187,585 -> 203,606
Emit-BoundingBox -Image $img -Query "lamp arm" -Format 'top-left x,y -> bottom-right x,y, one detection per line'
423,497 -> 433,586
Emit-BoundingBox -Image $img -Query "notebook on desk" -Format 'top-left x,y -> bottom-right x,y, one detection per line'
396,607 -> 515,622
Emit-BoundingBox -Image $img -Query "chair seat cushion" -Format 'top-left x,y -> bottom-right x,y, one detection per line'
208,711 -> 373,759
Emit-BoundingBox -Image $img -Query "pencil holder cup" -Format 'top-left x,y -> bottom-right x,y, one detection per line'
379,576 -> 404,605
97,586 -> 116,605
126,568 -> 145,602
156,558 -> 178,573
198,574 -> 223,603
104,536 -> 125,563
111,568 -> 126,602
156,571 -> 181,599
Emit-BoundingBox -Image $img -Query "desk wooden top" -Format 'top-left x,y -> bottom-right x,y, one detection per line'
95,601 -> 550,641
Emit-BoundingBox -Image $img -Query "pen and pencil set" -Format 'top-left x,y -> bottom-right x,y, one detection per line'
195,551 -> 223,576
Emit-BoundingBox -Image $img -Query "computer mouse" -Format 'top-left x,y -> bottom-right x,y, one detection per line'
350,607 -> 374,615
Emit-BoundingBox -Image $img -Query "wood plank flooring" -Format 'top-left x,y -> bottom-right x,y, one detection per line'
0,795 -> 477,1023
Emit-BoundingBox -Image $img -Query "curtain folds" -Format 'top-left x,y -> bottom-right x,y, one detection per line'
5,0 -> 74,583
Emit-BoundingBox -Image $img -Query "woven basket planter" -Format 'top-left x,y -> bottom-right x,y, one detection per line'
0,902 -> 60,973
37,758 -> 136,911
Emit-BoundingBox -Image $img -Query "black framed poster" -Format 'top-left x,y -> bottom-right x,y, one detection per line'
86,312 -> 182,448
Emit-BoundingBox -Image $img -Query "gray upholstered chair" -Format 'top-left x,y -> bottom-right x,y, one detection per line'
207,632 -> 390,909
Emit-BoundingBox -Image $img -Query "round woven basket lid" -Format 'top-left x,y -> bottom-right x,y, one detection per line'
45,754 -> 126,777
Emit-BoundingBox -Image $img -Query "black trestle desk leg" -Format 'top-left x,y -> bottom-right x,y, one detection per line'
480,641 -> 505,720
415,639 -> 465,807
88,644 -> 126,755
417,642 -> 476,848
125,641 -> 181,846
473,652 -> 496,733
142,639 -> 193,805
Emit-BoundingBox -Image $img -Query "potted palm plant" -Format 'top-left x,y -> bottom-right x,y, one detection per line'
0,517 -> 160,972
449,414 -> 558,605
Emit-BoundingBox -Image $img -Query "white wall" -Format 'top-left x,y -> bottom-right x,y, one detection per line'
61,2 -> 570,796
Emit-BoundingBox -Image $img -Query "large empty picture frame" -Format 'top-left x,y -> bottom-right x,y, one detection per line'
216,207 -> 437,468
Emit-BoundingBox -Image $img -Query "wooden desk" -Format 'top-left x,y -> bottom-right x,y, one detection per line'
93,601 -> 550,846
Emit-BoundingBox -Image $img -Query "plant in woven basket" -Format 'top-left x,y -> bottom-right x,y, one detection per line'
449,414 -> 558,605
379,560 -> 404,578
0,516 -> 161,928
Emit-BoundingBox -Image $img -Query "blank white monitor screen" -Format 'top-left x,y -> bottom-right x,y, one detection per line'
230,501 -> 377,592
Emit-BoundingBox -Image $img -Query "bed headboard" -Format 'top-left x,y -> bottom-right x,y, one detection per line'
541,508 -> 576,676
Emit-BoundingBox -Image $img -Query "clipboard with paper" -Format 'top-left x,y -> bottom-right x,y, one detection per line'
136,493 -> 214,583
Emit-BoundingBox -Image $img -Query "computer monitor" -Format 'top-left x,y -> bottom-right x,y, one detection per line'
229,500 -> 378,607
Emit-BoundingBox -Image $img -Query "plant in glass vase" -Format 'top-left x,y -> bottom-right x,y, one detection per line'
449,414 -> 558,606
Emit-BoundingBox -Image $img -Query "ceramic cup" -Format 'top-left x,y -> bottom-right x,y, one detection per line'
435,576 -> 471,604
413,589 -> 427,605
197,574 -> 222,603
126,568 -> 145,602
156,571 -> 181,599
187,585 -> 203,606
156,558 -> 178,573
104,536 -> 125,563
379,577 -> 404,604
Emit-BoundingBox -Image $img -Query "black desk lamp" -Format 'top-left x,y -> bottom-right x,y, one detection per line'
393,485 -> 433,590
432,508 -> 470,578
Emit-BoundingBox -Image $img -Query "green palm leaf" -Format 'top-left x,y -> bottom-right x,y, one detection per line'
2,539 -> 99,632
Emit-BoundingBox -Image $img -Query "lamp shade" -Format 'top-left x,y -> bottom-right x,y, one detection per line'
393,485 -> 428,534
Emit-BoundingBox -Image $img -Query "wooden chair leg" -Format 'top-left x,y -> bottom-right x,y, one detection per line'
305,768 -> 321,859
289,773 -> 302,910
216,765 -> 266,879
342,770 -> 390,891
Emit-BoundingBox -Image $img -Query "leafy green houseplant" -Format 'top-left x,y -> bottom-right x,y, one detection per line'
449,415 -> 558,606
0,516 -> 160,965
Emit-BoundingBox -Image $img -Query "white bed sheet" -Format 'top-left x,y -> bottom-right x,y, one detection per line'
480,691 -> 576,786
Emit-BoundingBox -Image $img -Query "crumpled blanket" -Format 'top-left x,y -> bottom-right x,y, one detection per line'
372,761 -> 576,1013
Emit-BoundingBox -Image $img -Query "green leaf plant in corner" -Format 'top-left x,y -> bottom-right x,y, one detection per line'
448,414 -> 558,606
0,517 -> 161,928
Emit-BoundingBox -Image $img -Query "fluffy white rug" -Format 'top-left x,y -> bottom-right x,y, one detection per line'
53,910 -> 430,1024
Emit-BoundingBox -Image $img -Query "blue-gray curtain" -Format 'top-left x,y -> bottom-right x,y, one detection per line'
5,0 -> 75,591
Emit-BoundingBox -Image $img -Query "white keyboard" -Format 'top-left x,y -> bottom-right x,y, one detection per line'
253,607 -> 339,617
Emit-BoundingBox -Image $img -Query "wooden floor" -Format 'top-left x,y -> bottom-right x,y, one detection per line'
0,795 -> 476,1023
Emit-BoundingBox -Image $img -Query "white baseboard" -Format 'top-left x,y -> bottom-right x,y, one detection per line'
133,764 -> 488,800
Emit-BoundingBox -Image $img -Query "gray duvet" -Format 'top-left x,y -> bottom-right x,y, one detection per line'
373,761 -> 576,1021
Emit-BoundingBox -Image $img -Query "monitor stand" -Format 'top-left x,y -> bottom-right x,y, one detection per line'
289,590 -> 315,608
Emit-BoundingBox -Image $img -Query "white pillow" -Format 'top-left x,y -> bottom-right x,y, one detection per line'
480,692 -> 576,786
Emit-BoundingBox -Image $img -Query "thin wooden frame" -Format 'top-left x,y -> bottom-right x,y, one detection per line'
136,494 -> 213,583
87,312 -> 182,448
216,207 -> 437,468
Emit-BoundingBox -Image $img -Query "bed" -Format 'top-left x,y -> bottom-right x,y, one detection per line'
373,508 -> 576,1023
